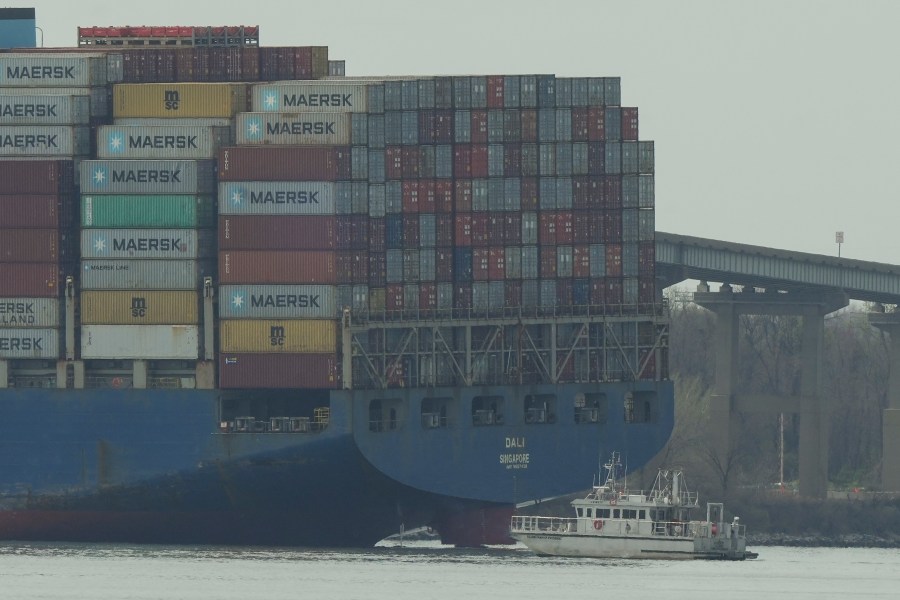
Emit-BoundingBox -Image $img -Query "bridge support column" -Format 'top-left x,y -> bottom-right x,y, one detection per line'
798,304 -> 828,498
869,311 -> 900,491
706,288 -> 741,475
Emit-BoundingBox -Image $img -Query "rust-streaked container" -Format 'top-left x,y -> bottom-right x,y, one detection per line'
219,319 -> 337,353
0,228 -> 75,262
219,251 -> 336,284
218,215 -> 336,250
0,195 -> 73,228
218,146 -> 351,181
218,352 -> 339,389
0,263 -> 63,297
80,290 -> 199,325
113,83 -> 249,118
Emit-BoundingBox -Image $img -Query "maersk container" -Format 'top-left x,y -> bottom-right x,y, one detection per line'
250,82 -> 368,113
0,327 -> 59,358
218,146 -> 350,181
235,112 -> 350,146
0,298 -> 60,327
79,160 -> 216,195
218,352 -> 339,389
114,118 -> 235,130
113,83 -> 248,118
81,195 -> 216,228
0,87 -> 110,117
218,215 -> 336,250
0,228 -> 76,262
219,284 -> 336,319
96,125 -> 231,159
219,251 -> 336,285
0,55 -> 111,87
0,194 -> 73,229
0,94 -> 91,125
80,229 -> 215,260
80,259 -> 213,290
80,324 -> 199,359
219,319 -> 337,353
0,263 -> 62,297
80,290 -> 199,325
0,126 -> 90,156
217,181 -> 335,216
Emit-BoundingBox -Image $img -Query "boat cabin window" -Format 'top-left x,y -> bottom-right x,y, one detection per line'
524,394 -> 556,424
598,509 -> 610,518
625,390 -> 658,424
369,398 -> 404,432
639,510 -> 646,519
623,509 -> 637,519
472,395 -> 504,426
577,508 -> 584,517
421,396 -> 454,429
574,392 -> 607,424
613,509 -> 620,518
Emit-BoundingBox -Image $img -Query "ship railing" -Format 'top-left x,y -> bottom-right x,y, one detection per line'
510,515 -> 577,534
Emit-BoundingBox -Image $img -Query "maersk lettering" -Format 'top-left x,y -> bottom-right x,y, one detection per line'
0,103 -> 58,118
5,66 -> 76,80
0,337 -> 43,351
283,93 -> 352,108
128,135 -> 198,149
0,134 -> 58,148
265,121 -> 335,135
0,302 -> 35,315
251,294 -> 321,308
250,190 -> 319,204
111,169 -> 182,183
112,238 -> 183,252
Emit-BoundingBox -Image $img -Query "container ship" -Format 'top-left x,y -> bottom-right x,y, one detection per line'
0,21 -> 673,547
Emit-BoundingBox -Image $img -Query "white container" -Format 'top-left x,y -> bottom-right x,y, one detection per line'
250,83 -> 368,113
81,229 -> 214,259
0,55 -> 112,87
80,324 -> 199,359
0,298 -> 60,327
218,285 -> 337,319
0,94 -> 91,125
235,112 -> 350,145
0,327 -> 59,358
81,259 -> 213,290
114,117 -> 234,128
217,181 -> 336,215
0,125 -> 90,156
79,160 -> 216,194
97,125 -> 231,159
0,87 -> 110,117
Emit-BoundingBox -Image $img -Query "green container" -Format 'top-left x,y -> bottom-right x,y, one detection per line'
81,195 -> 216,228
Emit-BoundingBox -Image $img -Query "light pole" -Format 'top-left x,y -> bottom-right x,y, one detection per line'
35,26 -> 44,47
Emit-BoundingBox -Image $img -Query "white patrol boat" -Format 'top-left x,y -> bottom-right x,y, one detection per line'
510,452 -> 758,560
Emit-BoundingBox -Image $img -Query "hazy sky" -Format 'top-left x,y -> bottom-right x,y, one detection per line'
22,0 -> 900,264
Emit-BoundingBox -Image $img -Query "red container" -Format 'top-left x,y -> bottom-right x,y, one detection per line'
605,278 -> 623,305
639,242 -> 655,274
505,280 -> 521,307
218,353 -> 339,389
455,214 -> 472,246
435,110 -> 454,144
294,46 -> 313,79
419,282 -> 437,311
369,252 -> 386,286
503,214 -> 522,245
487,214 -> 504,246
175,48 -> 195,81
369,218 -> 386,252
436,214 -> 454,247
0,161 -> 73,195
470,144 -> 488,177
470,110 -> 488,143
454,146 -> 472,178
454,180 -> 472,212
503,143 -> 522,176
588,143 -> 605,175
0,262 -> 63,297
218,216 -> 336,250
573,212 -> 591,243
556,279 -> 573,306
590,279 -> 605,305
402,146 -> 420,178
0,228 -> 73,262
418,110 -> 436,144
386,283 -> 404,310
241,47 -> 260,80
587,107 -> 605,141
454,284 -> 472,309
556,211 -> 574,245
639,276 -> 655,304
402,181 -> 420,213
603,210 -> 622,242
338,215 -> 369,250
402,215 -> 420,247
540,247 -> 557,277
520,109 -> 537,143
521,177 -> 539,210
488,247 -> 505,280
606,244 -> 623,277
218,251 -> 336,284
487,76 -> 505,108
571,107 -> 589,141
472,247 -> 490,281
337,251 -> 368,284
539,212 -> 557,245
435,181 -> 453,213
419,180 -> 436,213
155,49 -> 176,82
573,245 -> 591,277
435,247 -> 454,282
621,107 -> 639,141
218,147 -> 350,181
604,177 -> 622,209
0,195 -> 72,229
471,213 -> 490,246
386,146 -> 403,179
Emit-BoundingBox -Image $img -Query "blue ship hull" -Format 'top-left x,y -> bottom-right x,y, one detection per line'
0,381 -> 674,546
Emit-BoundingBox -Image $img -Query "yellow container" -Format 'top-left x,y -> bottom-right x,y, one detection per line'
113,83 -> 248,118
80,291 -> 199,325
219,320 -> 338,353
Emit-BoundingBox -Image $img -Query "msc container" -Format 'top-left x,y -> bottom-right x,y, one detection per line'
96,125 -> 231,159
81,195 -> 215,228
0,298 -> 61,327
218,146 -> 351,181
81,259 -> 214,290
218,181 -> 335,216
219,319 -> 338,353
80,290 -> 198,324
80,324 -> 199,359
235,112 -> 350,146
0,87 -> 110,117
0,55 -> 111,87
0,327 -> 59,358
79,159 -> 216,195
113,83 -> 248,118
0,263 -> 63,297
81,229 -> 215,259
219,284 -> 336,319
218,353 -> 339,389
0,126 -> 90,156
0,194 -> 74,229
0,228 -> 76,262
250,82 -> 368,112
0,94 -> 91,125
218,215 -> 336,250
219,251 -> 336,285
